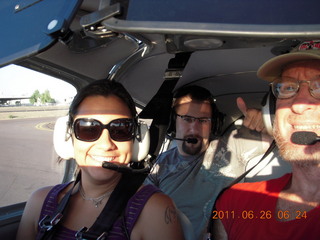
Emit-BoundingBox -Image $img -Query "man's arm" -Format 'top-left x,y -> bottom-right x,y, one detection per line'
237,97 -> 266,133
237,97 -> 274,151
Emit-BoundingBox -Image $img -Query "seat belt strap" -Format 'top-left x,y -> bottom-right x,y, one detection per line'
37,173 -> 81,240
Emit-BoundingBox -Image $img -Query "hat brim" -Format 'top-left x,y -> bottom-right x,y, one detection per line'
257,52 -> 320,82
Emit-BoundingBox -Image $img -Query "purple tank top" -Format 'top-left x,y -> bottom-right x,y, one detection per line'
36,183 -> 160,240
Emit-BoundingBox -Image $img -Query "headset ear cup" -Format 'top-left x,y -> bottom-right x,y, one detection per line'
53,116 -> 74,159
132,121 -> 150,162
261,91 -> 276,136
166,109 -> 176,135
215,112 -> 225,136
211,103 -> 224,136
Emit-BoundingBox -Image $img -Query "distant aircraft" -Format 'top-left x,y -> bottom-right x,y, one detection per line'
0,97 -> 30,105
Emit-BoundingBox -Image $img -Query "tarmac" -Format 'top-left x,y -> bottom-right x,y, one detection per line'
0,105 -> 69,121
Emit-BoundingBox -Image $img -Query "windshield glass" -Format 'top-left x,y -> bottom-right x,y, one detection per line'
0,65 -> 76,207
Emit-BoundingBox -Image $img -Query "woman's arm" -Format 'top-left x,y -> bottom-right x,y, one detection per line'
132,192 -> 185,240
16,186 -> 52,240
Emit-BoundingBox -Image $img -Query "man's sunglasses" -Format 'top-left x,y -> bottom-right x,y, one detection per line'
73,118 -> 135,142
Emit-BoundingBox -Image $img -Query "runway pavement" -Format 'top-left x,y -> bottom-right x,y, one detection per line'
0,105 -> 69,120
0,110 -> 68,207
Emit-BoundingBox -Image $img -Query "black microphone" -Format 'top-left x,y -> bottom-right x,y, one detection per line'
175,137 -> 198,144
102,162 -> 151,174
291,131 -> 320,145
166,133 -> 198,144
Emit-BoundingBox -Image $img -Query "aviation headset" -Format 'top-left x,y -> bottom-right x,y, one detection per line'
261,89 -> 276,136
166,85 -> 225,138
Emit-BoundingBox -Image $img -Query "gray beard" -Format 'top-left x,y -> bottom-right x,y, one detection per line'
273,121 -> 320,166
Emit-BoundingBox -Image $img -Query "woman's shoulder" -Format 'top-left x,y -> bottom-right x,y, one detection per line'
28,182 -> 72,208
129,184 -> 165,212
138,186 -> 178,222
131,187 -> 184,240
16,183 -> 72,240
28,185 -> 55,204
18,186 -> 56,232
146,191 -> 175,208
128,184 -> 178,222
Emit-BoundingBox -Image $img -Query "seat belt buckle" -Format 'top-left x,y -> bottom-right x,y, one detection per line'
97,232 -> 107,240
75,227 -> 107,240
39,213 -> 63,231
75,227 -> 88,239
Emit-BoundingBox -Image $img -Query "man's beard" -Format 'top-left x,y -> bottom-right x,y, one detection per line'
273,121 -> 320,167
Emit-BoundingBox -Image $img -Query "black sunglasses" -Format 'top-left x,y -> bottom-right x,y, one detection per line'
73,118 -> 135,142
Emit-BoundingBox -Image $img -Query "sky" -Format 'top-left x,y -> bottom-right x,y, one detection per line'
0,64 -> 77,103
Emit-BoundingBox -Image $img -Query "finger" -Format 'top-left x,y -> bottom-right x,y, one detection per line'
242,109 -> 256,129
245,109 -> 264,132
236,97 -> 247,117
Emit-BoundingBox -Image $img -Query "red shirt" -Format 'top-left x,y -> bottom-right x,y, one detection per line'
216,173 -> 320,240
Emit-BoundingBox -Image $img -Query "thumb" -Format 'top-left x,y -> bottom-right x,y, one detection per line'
237,97 -> 247,117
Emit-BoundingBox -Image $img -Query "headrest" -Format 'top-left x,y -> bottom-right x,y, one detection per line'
53,116 -> 150,162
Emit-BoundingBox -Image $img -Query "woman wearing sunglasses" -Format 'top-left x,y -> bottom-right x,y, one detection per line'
16,80 -> 184,240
